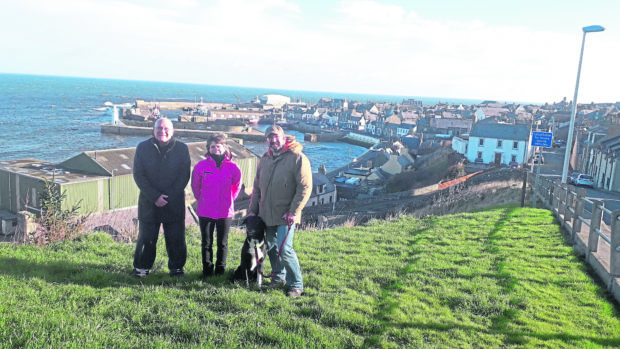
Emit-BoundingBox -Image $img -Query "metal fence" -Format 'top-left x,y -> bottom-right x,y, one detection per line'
530,174 -> 620,302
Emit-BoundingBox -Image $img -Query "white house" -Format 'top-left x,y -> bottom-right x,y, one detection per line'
466,123 -> 531,166
475,107 -> 509,122
305,166 -> 337,207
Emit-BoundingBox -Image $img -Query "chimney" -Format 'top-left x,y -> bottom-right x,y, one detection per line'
318,164 -> 327,175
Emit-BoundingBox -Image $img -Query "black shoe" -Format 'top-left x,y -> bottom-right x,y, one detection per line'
215,266 -> 226,276
131,268 -> 149,279
169,269 -> 185,278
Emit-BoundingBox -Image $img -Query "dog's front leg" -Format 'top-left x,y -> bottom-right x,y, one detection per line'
257,265 -> 262,288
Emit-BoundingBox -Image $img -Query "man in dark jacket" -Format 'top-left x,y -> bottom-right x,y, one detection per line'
131,118 -> 191,278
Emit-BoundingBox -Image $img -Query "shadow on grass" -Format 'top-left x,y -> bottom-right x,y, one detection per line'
362,217 -> 435,348
0,256 -> 236,289
360,208 -> 620,347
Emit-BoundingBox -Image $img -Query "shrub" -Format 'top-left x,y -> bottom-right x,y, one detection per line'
33,179 -> 87,244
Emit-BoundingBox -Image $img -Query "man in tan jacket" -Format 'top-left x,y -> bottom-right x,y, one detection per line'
248,125 -> 312,297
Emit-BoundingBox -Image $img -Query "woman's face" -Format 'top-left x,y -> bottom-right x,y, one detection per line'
209,142 -> 226,156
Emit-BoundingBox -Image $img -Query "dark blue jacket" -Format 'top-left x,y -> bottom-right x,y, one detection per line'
133,137 -> 191,223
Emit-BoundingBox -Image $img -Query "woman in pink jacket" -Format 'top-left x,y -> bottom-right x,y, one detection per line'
191,133 -> 242,278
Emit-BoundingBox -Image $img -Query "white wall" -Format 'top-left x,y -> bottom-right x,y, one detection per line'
452,136 -> 468,155
466,136 -> 528,165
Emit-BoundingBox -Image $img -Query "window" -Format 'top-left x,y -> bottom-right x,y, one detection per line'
477,151 -> 483,159
511,155 -> 517,162
513,141 -> 518,149
479,139 -> 484,146
497,140 -> 503,148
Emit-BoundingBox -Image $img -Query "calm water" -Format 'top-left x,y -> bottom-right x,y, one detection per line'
0,73 -> 479,172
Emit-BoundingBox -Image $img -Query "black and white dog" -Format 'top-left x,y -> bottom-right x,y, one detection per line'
231,215 -> 267,287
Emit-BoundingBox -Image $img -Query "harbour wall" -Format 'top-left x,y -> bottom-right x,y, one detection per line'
135,99 -> 234,110
101,123 -> 266,142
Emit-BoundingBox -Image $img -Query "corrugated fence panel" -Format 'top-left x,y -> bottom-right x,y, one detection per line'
111,175 -> 139,209
61,181 -> 100,215
0,170 -> 10,212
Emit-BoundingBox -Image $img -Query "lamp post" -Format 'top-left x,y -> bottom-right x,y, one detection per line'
561,25 -> 604,184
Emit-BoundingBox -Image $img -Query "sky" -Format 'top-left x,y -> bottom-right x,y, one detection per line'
1,0 -> 619,104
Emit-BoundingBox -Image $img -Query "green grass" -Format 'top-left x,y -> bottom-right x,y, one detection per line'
1,205 -> 619,348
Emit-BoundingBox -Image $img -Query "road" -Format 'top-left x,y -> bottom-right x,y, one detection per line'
530,146 -> 620,214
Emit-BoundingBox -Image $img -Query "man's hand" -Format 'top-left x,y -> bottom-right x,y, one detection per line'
155,194 -> 169,207
283,212 -> 296,225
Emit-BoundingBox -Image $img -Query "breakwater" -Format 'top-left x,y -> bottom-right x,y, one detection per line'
100,123 -> 266,142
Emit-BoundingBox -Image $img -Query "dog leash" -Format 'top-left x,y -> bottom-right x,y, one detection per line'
256,221 -> 292,279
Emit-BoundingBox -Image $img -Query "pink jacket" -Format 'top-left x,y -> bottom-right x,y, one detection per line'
191,155 -> 242,219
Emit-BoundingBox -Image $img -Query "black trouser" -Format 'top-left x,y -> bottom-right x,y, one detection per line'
199,217 -> 232,275
133,220 -> 187,271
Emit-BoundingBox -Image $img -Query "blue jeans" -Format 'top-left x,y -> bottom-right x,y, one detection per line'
265,224 -> 303,289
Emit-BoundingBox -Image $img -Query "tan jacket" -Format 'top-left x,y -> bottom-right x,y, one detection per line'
248,139 -> 312,226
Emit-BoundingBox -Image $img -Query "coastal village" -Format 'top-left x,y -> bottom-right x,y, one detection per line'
1,93 -> 620,240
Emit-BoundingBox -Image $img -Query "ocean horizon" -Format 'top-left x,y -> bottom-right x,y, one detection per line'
2,72 -> 486,106
0,73 -> 476,172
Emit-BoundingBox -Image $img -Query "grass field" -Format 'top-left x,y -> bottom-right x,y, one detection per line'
1,205 -> 619,348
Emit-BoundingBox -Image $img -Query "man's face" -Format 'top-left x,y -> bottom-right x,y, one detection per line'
209,142 -> 226,156
266,133 -> 285,153
154,119 -> 174,145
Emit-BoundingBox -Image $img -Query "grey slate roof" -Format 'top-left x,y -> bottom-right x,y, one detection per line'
470,123 -> 530,141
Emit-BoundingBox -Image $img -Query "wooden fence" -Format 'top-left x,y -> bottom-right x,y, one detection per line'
529,174 -> 620,303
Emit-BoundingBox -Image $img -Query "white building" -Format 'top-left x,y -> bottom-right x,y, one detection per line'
305,167 -> 337,207
260,94 -> 291,108
465,123 -> 531,166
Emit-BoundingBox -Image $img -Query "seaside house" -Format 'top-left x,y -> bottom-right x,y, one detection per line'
430,118 -> 472,136
397,119 -> 417,136
464,122 -> 531,166
305,165 -> 337,207
475,107 -> 509,122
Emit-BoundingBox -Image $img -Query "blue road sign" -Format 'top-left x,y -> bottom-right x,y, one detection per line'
531,132 -> 553,147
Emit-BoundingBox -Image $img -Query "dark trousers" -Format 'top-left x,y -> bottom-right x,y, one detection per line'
199,217 -> 232,275
133,220 -> 187,271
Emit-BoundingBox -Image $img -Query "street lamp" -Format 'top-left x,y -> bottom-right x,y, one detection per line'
561,25 -> 605,184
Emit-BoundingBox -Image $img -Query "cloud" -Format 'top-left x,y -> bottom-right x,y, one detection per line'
2,0 -> 618,103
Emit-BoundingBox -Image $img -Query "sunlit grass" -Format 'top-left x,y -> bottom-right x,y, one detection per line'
1,205 -> 619,347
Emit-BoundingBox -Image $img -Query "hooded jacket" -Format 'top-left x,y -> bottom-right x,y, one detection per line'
191,154 -> 242,219
133,137 -> 191,223
248,137 -> 312,226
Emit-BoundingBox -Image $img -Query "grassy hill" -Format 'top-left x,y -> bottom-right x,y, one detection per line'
1,205 -> 619,347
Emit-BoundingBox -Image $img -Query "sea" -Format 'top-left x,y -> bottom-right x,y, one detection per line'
0,73 -> 481,172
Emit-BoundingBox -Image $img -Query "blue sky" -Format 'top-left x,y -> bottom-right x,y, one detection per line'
1,0 -> 618,104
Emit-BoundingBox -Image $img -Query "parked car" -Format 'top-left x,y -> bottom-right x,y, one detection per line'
574,174 -> 594,187
532,154 -> 544,164
552,140 -> 566,148
508,161 -> 520,168
568,172 -> 581,184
